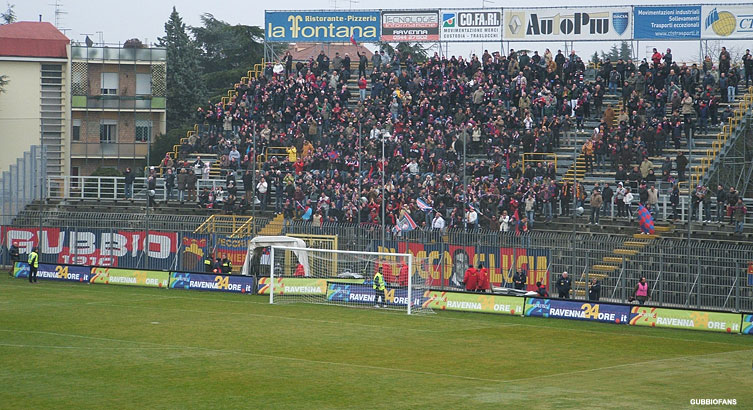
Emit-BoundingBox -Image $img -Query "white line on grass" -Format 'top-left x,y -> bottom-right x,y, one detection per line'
1,329 -> 750,384
0,343 -> 184,351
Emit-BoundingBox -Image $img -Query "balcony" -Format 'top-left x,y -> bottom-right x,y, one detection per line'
71,46 -> 166,62
70,142 -> 149,159
72,95 -> 166,110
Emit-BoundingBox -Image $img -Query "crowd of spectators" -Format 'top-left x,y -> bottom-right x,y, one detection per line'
155,45 -> 751,232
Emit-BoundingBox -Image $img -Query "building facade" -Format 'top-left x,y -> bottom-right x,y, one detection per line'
70,45 -> 166,176
0,22 -> 70,177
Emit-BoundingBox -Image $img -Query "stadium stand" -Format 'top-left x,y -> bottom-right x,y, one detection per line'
152,46 -> 751,239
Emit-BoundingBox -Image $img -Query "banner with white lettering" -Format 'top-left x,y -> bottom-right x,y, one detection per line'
525,298 -> 630,324
629,306 -> 741,333
381,10 -> 439,42
503,7 -> 631,41
169,272 -> 255,294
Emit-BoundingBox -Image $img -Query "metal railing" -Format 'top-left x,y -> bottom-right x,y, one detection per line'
1,211 -> 751,311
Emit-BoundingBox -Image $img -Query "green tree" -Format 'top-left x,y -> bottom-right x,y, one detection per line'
1,2 -> 15,24
591,51 -> 600,65
158,7 -> 205,131
600,41 -> 632,62
378,42 -> 430,63
191,13 -> 267,99
149,127 -> 190,165
619,41 -> 632,60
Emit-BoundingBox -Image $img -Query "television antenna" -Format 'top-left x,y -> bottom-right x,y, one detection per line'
48,0 -> 67,28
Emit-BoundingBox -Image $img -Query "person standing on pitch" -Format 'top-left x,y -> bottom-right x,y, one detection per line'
28,246 -> 39,283
556,271 -> 571,299
373,267 -> 386,308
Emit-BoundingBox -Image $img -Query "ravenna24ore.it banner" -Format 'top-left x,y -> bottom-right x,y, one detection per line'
265,11 -> 380,43
504,7 -> 631,41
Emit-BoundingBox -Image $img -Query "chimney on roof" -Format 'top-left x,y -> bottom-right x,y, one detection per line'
39,15 -> 42,22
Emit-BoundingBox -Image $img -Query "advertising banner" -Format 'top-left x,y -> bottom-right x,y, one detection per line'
633,6 -> 701,40
89,267 -> 169,288
440,9 -> 502,42
742,314 -> 753,335
257,277 -> 363,295
629,306 -> 741,333
422,291 -> 523,315
378,241 -> 549,292
503,7 -> 631,41
326,282 -> 423,307
2,226 -> 178,268
381,10 -> 439,42
13,262 -> 93,283
525,298 -> 630,324
169,272 -> 255,294
701,5 -> 753,39
215,236 -> 249,272
265,11 -> 380,43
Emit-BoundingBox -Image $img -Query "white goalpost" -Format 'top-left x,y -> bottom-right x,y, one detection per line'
268,245 -> 431,314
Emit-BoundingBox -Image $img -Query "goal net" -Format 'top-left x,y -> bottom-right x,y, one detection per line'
266,246 -> 432,314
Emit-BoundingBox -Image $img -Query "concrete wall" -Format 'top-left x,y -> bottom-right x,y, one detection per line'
0,60 -> 41,174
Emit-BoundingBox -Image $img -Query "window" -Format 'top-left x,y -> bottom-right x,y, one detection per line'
100,120 -> 117,143
101,72 -> 118,95
72,119 -> 81,141
135,119 -> 152,142
136,73 -> 152,95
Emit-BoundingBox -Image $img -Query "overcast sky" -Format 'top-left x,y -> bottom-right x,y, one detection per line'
14,0 -> 747,61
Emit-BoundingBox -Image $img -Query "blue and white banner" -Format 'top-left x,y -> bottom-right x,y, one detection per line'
701,5 -> 753,39
326,282 -> 423,307
169,272 -> 255,294
634,6 -> 701,40
440,9 -> 503,42
14,262 -> 93,283
524,298 -> 630,324
265,11 -> 380,43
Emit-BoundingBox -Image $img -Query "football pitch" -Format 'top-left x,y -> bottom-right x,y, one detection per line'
1,276 -> 751,409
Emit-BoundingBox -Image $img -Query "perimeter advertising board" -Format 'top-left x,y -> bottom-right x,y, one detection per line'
169,272 -> 255,294
503,7 -> 631,41
381,10 -> 439,42
633,6 -> 701,40
701,5 -> 753,39
265,11 -> 380,43
89,267 -> 169,288
422,290 -> 523,315
440,9 -> 502,42
13,262 -> 93,283
525,298 -> 630,324
326,282 -> 423,307
629,306 -> 740,333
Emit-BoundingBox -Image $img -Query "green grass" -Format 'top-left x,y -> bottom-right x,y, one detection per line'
1,275 -> 752,409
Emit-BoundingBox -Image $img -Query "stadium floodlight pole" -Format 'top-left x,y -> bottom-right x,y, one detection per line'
381,131 -> 385,250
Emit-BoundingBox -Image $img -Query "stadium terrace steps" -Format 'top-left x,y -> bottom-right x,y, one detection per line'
257,214 -> 285,236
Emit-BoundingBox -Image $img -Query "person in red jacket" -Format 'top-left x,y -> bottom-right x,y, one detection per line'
463,265 -> 478,292
397,260 -> 409,287
294,263 -> 305,277
476,263 -> 489,293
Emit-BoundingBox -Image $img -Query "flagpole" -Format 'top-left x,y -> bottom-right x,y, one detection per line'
381,131 -> 385,250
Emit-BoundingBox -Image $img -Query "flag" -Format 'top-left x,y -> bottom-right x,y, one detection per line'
85,35 -> 94,47
468,203 -> 483,216
416,198 -> 433,212
350,35 -> 357,46
637,204 -> 655,234
398,213 -> 417,233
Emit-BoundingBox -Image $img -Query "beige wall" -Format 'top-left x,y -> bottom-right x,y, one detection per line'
0,60 -> 41,174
